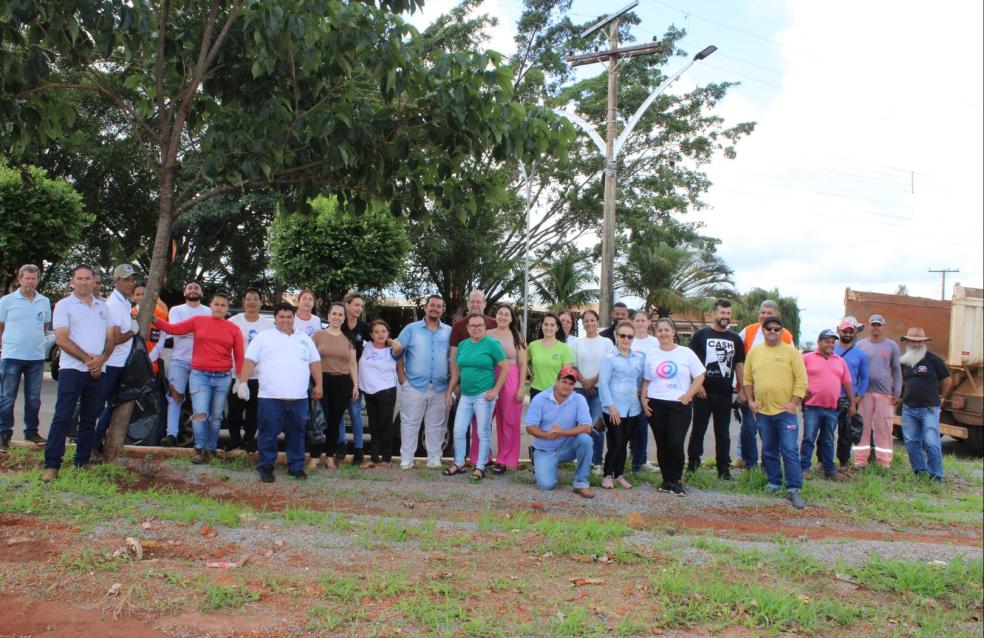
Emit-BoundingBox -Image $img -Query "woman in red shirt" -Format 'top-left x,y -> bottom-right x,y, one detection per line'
154,291 -> 243,464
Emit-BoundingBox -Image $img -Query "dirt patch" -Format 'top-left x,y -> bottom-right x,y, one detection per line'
0,595 -> 172,637
1,536 -> 57,562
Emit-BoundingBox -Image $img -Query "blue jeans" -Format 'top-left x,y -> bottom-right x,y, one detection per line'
337,392 -> 364,449
453,393 -> 495,470
739,404 -> 760,468
801,406 -> 838,475
189,370 -> 231,450
257,398 -> 308,473
901,405 -> 944,479
44,369 -> 105,469
0,358 -> 44,436
94,365 -> 125,444
757,411 -> 803,491
166,359 -> 192,437
576,388 -> 604,465
534,433 -> 594,490
629,411 -> 649,470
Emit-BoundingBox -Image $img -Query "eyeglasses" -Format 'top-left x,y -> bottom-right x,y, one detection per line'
617,334 -> 634,339
763,327 -> 783,333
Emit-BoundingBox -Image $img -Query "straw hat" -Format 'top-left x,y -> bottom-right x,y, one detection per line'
900,327 -> 931,342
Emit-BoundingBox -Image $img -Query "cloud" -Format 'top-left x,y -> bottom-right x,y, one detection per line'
697,0 -> 983,340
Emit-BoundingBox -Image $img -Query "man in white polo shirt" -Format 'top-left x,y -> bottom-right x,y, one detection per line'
235,303 -> 322,483
42,265 -> 114,481
0,264 -> 51,451
93,264 -> 140,452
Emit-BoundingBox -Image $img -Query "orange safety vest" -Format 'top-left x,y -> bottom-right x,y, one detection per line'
132,300 -> 169,374
741,322 -> 793,354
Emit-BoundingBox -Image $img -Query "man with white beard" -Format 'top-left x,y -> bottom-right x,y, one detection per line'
899,327 -> 951,481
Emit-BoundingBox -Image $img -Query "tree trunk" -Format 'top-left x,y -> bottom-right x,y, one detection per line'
105,168 -> 177,461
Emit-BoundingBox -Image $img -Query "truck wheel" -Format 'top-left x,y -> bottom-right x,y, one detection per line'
967,426 -> 984,456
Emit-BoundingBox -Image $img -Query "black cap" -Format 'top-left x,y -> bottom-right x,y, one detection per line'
762,316 -> 783,329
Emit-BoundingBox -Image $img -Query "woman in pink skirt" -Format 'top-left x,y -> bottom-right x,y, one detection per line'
469,303 -> 527,473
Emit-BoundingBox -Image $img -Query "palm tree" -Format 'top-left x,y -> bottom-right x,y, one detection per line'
531,247 -> 599,311
616,241 -> 734,317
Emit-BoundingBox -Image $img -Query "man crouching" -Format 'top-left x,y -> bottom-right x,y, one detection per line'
525,365 -> 595,499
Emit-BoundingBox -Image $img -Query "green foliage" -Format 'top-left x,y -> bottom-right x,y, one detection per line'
270,195 -> 409,301
0,161 -> 91,288
531,246 -> 599,311
731,287 -> 803,345
853,556 -> 983,610
199,580 -> 260,611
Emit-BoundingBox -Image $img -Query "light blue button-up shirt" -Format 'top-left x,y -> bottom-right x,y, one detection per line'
0,288 -> 51,361
525,386 -> 592,451
598,350 -> 645,418
397,319 -> 451,392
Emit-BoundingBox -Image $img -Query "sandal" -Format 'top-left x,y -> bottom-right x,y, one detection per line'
442,464 -> 467,476
490,463 -> 507,475
470,468 -> 485,482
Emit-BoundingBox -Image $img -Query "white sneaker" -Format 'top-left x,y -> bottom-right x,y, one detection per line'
400,461 -> 413,470
591,464 -> 603,476
426,460 -> 443,469
640,462 -> 659,473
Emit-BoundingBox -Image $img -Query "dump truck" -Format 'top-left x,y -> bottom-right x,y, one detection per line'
844,285 -> 984,455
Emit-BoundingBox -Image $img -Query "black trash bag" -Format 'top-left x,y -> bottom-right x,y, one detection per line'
115,335 -> 156,404
125,391 -> 165,446
306,396 -> 327,447
848,413 -> 864,445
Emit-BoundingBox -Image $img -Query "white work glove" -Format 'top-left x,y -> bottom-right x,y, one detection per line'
236,382 -> 250,401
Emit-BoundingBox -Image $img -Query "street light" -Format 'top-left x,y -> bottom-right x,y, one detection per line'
553,44 -> 717,324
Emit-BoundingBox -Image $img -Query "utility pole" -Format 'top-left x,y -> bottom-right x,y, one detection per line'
563,2 -> 715,326
928,267 -> 959,300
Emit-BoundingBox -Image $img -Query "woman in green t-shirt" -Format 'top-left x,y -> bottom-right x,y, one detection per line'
443,313 -> 510,481
527,312 -> 575,399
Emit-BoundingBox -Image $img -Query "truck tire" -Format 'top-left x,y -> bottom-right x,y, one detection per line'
967,426 -> 984,456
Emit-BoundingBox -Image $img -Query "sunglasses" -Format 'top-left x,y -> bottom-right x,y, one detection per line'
763,327 -> 783,333
617,333 -> 634,339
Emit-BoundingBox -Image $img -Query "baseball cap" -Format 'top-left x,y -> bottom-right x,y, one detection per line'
112,264 -> 141,279
817,329 -> 838,341
868,314 -> 886,326
837,315 -> 864,332
762,316 -> 783,329
557,365 -> 580,381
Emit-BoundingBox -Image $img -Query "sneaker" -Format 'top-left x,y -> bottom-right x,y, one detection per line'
288,469 -> 308,481
190,448 -> 207,465
591,464 -> 603,476
670,482 -> 686,497
718,472 -> 733,481
400,462 -> 413,470
601,476 -> 614,489
786,490 -> 806,509
160,435 -> 177,448
40,468 -> 59,481
823,471 -> 839,481
764,484 -> 782,495
258,467 -> 275,483
639,463 -> 659,473
243,439 -> 257,453
352,451 -> 365,466
657,482 -> 672,493
616,476 -> 633,489
733,459 -> 746,470
25,433 -> 46,446
573,487 -> 595,499
426,460 -> 443,469
0,432 -> 11,451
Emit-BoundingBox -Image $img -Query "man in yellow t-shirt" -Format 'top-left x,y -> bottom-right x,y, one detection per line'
743,316 -> 808,509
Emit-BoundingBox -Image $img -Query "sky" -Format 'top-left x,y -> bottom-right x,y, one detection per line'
407,1 -> 984,343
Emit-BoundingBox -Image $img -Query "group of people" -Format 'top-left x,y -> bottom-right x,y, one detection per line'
0,265 -> 953,507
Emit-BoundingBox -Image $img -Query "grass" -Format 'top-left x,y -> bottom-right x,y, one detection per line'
58,547 -> 124,573
532,516 -> 630,557
199,579 -> 260,610
852,555 -> 983,611
318,571 -> 413,602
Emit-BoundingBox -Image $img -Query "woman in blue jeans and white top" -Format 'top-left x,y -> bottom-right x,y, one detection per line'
598,320 -> 645,489
443,313 -> 509,482
641,318 -> 705,496
571,309 -> 615,474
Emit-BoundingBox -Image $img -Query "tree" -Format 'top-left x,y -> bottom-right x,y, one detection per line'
0,161 -> 91,291
615,239 -> 734,318
531,247 -> 598,311
731,288 -> 802,345
896,284 -> 909,296
270,196 -> 410,303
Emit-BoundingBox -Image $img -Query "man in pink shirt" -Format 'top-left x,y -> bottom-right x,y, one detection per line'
800,329 -> 856,479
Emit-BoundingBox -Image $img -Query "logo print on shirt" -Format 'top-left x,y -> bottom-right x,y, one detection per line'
655,361 -> 678,379
247,329 -> 258,344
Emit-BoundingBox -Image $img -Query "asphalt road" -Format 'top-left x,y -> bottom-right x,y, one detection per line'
7,373 -> 979,461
